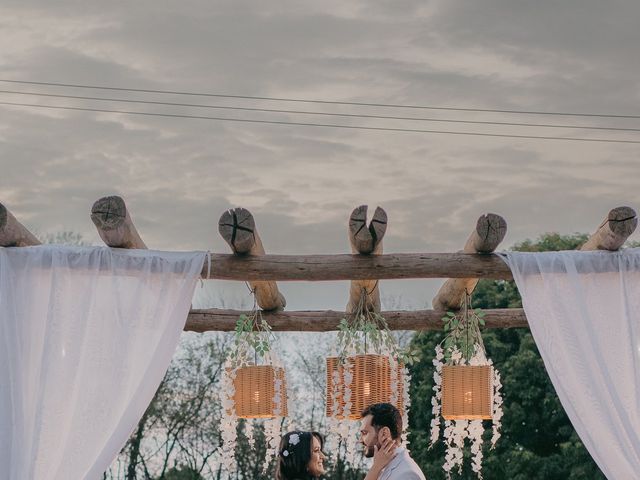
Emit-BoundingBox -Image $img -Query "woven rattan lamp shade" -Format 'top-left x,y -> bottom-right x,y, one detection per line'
326,354 -> 403,420
441,365 -> 493,420
233,365 -> 288,419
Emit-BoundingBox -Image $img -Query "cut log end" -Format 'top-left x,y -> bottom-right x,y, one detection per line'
91,195 -> 127,230
474,213 -> 507,253
349,205 -> 387,254
607,206 -> 638,237
91,195 -> 146,249
218,207 -> 256,254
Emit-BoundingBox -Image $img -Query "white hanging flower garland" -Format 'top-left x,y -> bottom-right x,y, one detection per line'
326,290 -> 420,468
219,357 -> 238,474
219,303 -> 288,474
429,294 -> 503,479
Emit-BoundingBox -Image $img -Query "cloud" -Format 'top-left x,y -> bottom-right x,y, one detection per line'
1,0 -> 638,315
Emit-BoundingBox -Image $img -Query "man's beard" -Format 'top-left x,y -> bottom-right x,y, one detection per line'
363,437 -> 378,458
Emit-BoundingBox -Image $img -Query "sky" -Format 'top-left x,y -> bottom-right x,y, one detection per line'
1,0 -> 639,311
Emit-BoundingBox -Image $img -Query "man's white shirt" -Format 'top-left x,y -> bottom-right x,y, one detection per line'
377,447 -> 426,480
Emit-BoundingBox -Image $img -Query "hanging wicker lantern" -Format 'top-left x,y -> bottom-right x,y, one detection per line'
441,365 -> 493,420
326,354 -> 404,419
233,365 -> 288,419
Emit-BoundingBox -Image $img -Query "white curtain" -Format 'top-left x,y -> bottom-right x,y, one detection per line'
0,245 -> 205,480
501,249 -> 640,480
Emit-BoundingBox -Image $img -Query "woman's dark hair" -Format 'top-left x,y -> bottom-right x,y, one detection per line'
275,431 -> 324,480
361,402 -> 403,440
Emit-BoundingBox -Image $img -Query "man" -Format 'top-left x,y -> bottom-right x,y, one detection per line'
360,403 -> 426,480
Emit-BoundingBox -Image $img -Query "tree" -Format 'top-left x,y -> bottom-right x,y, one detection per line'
408,233 -> 606,479
105,334 -> 230,479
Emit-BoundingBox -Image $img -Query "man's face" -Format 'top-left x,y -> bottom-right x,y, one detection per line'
360,414 -> 379,458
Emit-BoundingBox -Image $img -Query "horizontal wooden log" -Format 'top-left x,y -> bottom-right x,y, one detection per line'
185,308 -> 528,332
0,202 -> 41,247
202,252 -> 513,281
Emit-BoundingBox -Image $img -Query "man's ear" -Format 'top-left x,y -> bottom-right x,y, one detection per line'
379,426 -> 391,441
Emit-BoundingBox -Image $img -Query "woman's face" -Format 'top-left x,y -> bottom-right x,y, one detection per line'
307,435 -> 325,476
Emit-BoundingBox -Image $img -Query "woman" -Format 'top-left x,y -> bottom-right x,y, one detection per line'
276,431 -> 326,479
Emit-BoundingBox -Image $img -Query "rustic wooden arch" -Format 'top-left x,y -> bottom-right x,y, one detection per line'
0,199 -> 637,332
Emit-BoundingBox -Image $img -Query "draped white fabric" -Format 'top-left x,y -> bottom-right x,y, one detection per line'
0,245 -> 205,480
501,249 -> 640,480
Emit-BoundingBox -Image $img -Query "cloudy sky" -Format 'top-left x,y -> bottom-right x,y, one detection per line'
1,0 -> 639,310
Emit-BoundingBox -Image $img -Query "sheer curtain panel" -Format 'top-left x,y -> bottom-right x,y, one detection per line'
0,245 -> 205,480
501,249 -> 640,480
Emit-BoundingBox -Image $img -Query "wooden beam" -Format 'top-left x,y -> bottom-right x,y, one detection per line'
580,206 -> 637,251
201,252 -> 513,281
91,196 -> 147,248
0,202 -> 41,247
185,307 -> 528,332
218,207 -> 286,311
433,213 -> 507,311
347,205 -> 387,314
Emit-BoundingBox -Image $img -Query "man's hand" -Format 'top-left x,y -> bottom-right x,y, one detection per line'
364,438 -> 397,480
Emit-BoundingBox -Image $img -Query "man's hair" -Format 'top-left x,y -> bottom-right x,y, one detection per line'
361,403 -> 402,440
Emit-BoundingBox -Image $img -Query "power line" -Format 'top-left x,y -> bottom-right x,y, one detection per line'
1,89 -> 639,133
1,78 -> 639,120
2,100 -> 639,144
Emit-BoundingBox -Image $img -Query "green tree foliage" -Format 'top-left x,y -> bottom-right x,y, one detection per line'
512,232 -> 588,252
408,233 -> 605,479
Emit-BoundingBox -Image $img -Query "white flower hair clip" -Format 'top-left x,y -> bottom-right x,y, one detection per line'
289,433 -> 300,446
282,450 -> 289,457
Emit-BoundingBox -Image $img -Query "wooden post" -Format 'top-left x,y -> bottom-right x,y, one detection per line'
346,205 -> 387,314
432,213 -> 507,311
218,207 -> 286,311
91,196 -> 147,249
0,202 -> 41,246
580,206 -> 637,251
